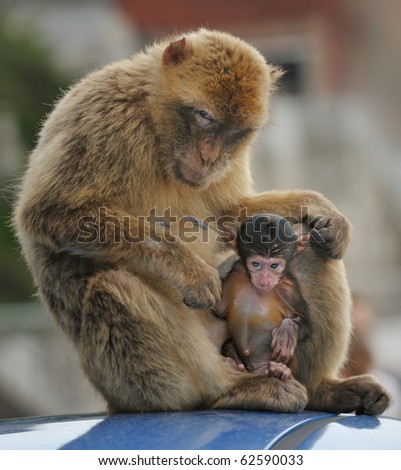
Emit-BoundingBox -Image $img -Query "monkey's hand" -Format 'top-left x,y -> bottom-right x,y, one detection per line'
296,190 -> 352,259
271,318 -> 298,364
306,212 -> 351,260
236,190 -> 351,259
180,259 -> 222,310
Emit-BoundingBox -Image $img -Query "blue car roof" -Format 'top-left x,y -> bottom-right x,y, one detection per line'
0,410 -> 400,450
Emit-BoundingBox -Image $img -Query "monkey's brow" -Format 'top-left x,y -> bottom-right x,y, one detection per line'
247,247 -> 269,257
270,245 -> 294,258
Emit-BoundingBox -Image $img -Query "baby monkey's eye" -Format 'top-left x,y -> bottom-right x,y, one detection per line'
270,263 -> 279,269
251,261 -> 261,269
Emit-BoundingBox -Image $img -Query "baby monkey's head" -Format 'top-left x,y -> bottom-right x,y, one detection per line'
236,214 -> 297,294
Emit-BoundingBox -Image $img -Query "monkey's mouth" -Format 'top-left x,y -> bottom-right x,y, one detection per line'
254,285 -> 275,295
176,161 -> 208,185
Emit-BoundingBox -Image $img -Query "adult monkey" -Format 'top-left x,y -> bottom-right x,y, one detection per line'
14,29 -> 389,415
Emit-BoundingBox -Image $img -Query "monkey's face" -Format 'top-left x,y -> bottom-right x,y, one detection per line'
245,254 -> 286,294
152,31 -> 281,188
167,106 -> 254,188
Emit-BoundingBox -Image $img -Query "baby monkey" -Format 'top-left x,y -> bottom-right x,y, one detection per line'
215,214 -> 311,380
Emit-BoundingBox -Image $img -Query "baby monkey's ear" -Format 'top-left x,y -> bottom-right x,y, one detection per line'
226,226 -> 238,249
217,222 -> 238,249
295,234 -> 310,255
163,37 -> 193,66
289,221 -> 310,255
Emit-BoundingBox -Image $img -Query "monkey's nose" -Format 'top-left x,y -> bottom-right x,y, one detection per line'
199,142 -> 221,165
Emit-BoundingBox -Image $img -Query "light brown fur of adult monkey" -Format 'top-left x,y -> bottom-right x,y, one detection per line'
14,29 -> 389,415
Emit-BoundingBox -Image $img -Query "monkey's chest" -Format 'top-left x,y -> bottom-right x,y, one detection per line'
228,290 -> 284,363
233,290 -> 284,327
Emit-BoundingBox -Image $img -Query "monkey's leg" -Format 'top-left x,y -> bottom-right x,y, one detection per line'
221,340 -> 246,372
290,254 -> 391,416
80,270 -> 308,413
212,374 -> 307,412
307,375 -> 391,416
267,361 -> 293,381
80,269 -> 227,412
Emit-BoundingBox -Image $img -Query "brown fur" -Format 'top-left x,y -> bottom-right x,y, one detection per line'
217,260 -> 309,374
14,29 -> 389,415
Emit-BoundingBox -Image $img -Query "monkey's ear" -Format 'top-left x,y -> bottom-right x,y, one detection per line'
163,37 -> 192,66
269,65 -> 285,89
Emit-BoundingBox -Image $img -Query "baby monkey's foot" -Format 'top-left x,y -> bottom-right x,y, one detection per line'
268,361 -> 293,380
223,356 -> 246,372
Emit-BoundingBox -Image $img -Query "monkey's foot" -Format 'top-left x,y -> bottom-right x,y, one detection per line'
223,356 -> 245,372
342,375 -> 391,415
212,375 -> 307,413
267,361 -> 293,381
309,374 -> 391,416
222,340 -> 246,372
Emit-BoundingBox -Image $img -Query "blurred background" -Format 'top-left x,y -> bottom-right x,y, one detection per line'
0,0 -> 400,419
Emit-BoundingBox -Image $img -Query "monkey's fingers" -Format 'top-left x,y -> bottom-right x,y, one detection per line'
271,349 -> 282,363
272,336 -> 295,363
268,361 -> 293,381
308,215 -> 351,259
271,330 -> 277,349
183,289 -> 219,309
271,340 -> 285,362
311,215 -> 332,231
182,264 -> 222,309
310,227 -> 337,258
272,349 -> 291,364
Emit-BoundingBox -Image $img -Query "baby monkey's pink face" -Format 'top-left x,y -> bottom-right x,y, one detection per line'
245,254 -> 286,294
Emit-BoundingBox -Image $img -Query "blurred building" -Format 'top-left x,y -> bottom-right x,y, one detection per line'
0,0 -> 400,417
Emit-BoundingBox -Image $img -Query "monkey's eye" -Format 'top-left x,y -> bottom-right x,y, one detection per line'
195,109 -> 215,127
251,261 -> 262,269
270,263 -> 279,269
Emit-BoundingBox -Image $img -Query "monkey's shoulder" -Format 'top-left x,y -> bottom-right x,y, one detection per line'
222,261 -> 246,283
277,275 -> 298,292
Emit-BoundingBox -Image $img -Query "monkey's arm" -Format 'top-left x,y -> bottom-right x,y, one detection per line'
271,318 -> 299,364
217,254 -> 240,279
271,275 -> 311,363
271,311 -> 312,364
214,260 -> 248,318
228,190 -> 351,259
17,202 -> 221,309
213,273 -> 234,318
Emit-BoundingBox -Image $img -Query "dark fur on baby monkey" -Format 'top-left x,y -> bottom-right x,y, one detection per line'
215,214 -> 312,380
